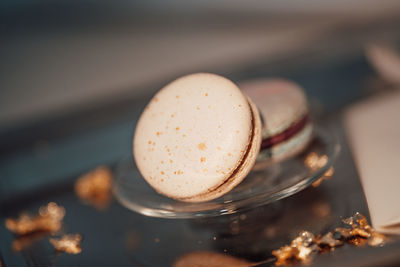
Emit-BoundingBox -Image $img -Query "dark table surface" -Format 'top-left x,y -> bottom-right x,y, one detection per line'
1,45 -> 400,267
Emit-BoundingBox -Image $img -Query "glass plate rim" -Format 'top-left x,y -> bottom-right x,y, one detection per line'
113,127 -> 340,219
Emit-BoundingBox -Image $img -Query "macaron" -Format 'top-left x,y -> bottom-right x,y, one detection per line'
173,251 -> 252,267
239,79 -> 313,166
133,73 -> 261,202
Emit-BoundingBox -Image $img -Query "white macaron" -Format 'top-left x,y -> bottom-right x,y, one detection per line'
133,73 -> 261,202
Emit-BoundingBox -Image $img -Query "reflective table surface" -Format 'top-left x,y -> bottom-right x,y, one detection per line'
1,42 -> 400,266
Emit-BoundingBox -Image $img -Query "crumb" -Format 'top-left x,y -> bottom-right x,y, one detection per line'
5,202 -> 65,235
74,166 -> 113,210
272,213 -> 387,266
49,234 -> 82,254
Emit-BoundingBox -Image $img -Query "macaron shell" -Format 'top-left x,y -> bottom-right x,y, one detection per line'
240,79 -> 308,138
181,95 -> 262,202
133,73 -> 253,200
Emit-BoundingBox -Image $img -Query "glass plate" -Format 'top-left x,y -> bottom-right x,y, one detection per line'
113,127 -> 340,219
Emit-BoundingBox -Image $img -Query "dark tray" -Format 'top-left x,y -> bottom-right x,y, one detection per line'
1,43 -> 400,267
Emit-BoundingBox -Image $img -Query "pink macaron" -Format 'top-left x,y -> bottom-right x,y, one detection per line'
239,78 -> 313,166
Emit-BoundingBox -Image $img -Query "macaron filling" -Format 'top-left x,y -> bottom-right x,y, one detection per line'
179,99 -> 257,201
260,114 -> 309,150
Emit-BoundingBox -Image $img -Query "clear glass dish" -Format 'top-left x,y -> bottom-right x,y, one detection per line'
113,127 -> 340,219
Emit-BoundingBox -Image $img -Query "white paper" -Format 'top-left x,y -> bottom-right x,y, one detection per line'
345,90 -> 400,234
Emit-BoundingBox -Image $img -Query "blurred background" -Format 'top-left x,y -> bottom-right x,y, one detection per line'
1,0 -> 400,130
2,2 -> 400,266
2,0 -> 400,201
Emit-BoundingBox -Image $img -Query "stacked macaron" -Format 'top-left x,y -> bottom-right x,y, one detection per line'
240,79 -> 313,167
133,74 -> 312,202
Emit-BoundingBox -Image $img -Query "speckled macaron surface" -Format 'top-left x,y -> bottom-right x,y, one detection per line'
133,73 -> 260,202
